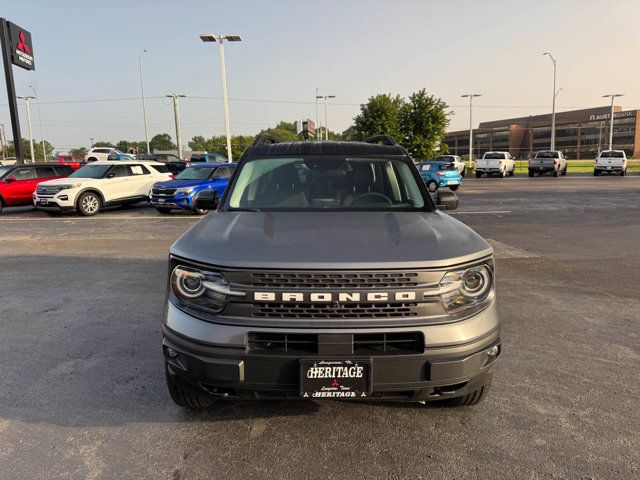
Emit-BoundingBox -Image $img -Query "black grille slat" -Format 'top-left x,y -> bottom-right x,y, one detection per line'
152,188 -> 176,196
250,271 -> 420,289
36,185 -> 65,195
247,332 -> 424,355
252,303 -> 419,319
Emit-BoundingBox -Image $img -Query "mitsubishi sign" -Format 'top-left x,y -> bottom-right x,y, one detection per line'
8,21 -> 34,70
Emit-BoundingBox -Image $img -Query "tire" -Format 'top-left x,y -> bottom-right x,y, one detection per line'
509,167 -> 515,177
528,170 -> 534,178
76,191 -> 101,216
426,180 -> 438,192
445,386 -> 488,407
0,198 -> 3,214
475,171 -> 482,179
449,185 -> 459,191
561,166 -> 567,176
155,207 -> 172,214
166,368 -> 213,409
553,168 -> 559,177
87,157 -> 98,163
621,169 -> 626,177
460,169 -> 465,178
193,205 -> 208,215
594,170 -> 599,176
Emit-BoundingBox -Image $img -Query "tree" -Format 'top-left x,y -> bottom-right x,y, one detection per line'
8,139 -> 54,161
69,147 -> 87,157
92,141 -> 113,147
149,133 -> 175,152
400,89 -> 449,160
353,94 -> 405,141
259,120 -> 298,141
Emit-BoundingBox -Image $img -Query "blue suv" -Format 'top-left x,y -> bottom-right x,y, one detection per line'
150,163 -> 236,215
416,160 -> 462,192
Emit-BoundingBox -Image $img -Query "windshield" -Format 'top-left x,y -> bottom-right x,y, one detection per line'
600,151 -> 624,158
176,167 -> 215,180
0,166 -> 13,179
69,164 -> 111,179
536,151 -> 559,158
483,153 -> 505,159
227,157 -> 427,211
435,156 -> 455,161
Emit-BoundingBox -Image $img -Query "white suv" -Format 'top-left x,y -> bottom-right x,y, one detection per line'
34,161 -> 172,215
84,147 -> 122,162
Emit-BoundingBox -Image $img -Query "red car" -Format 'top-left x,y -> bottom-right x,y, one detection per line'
0,163 -> 74,213
50,155 -> 84,170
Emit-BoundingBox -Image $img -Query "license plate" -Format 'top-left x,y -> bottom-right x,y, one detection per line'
300,359 -> 371,399
40,199 -> 48,205
158,199 -> 165,204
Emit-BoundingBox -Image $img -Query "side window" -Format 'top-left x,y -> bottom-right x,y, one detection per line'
214,167 -> 231,179
36,166 -> 58,178
53,165 -> 72,176
150,164 -> 170,173
128,164 -> 150,175
11,167 -> 34,180
109,165 -> 130,177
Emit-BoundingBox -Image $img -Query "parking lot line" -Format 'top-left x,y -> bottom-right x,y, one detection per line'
449,210 -> 511,215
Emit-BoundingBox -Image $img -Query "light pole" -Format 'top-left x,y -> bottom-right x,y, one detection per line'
316,94 -> 335,140
315,88 -> 320,140
200,33 -> 241,162
17,95 -> 36,163
602,93 -> 624,150
0,124 -> 6,161
139,49 -> 150,154
166,94 -> 186,159
543,52 -> 557,150
90,137 -> 94,147
28,85 -> 46,161
461,94 -> 481,171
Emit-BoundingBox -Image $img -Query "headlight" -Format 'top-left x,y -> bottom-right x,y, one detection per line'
56,183 -> 81,191
170,265 -> 230,314
439,262 -> 493,313
176,187 -> 195,195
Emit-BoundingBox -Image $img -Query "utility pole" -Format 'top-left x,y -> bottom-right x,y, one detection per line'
602,93 -> 624,150
200,33 -> 241,162
17,95 -> 36,162
29,85 -> 46,161
166,93 -> 186,159
90,137 -> 94,147
139,49 -> 150,154
543,52 -> 557,150
316,94 -> 335,140
461,94 -> 481,172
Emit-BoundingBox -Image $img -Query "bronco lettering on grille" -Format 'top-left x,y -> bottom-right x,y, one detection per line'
253,291 -> 417,302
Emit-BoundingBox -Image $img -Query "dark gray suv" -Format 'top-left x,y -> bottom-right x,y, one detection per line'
163,135 -> 500,407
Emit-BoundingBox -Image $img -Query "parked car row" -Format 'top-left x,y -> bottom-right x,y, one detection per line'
0,159 -> 237,216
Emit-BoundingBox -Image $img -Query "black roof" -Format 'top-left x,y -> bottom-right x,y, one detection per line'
2,162 -> 74,167
242,138 -> 410,159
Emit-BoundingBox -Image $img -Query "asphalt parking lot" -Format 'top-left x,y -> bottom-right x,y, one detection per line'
1,176 -> 639,480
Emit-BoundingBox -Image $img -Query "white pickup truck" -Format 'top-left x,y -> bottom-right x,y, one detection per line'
594,150 -> 628,176
475,151 -> 515,178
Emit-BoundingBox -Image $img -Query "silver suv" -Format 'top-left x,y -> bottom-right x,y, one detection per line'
163,136 -> 501,408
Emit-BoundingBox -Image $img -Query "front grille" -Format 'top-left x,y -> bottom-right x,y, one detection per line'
250,271 -> 420,289
247,333 -> 317,354
152,188 -> 176,196
36,185 -> 65,195
246,332 -> 424,355
252,302 -> 419,319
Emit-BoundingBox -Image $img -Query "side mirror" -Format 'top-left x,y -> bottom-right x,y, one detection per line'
5,175 -> 16,183
195,189 -> 219,211
106,173 -> 116,179
435,190 -> 459,210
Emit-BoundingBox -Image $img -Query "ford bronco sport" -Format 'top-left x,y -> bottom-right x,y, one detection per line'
163,135 -> 501,407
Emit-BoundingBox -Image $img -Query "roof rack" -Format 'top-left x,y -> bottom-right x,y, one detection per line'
252,134 -> 282,146
363,135 -> 398,146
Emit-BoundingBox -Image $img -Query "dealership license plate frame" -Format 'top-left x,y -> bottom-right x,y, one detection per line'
300,358 -> 372,400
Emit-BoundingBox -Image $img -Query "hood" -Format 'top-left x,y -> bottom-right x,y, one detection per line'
170,211 -> 492,269
37,177 -> 90,185
153,179 -> 219,189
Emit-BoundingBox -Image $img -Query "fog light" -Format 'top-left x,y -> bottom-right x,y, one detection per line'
166,348 -> 178,358
486,346 -> 499,356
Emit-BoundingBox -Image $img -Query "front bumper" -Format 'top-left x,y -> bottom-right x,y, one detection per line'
34,195 -> 76,211
150,195 -> 194,209
163,301 -> 500,402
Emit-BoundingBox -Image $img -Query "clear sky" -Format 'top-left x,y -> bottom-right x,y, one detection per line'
1,0 -> 639,151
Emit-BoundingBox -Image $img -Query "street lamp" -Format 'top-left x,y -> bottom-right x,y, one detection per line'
139,49 -> 150,154
543,52 -> 557,150
315,88 -> 320,140
200,33 -> 241,162
17,95 -> 36,163
166,94 -> 186,159
28,85 -> 46,161
316,94 -> 335,140
602,93 -> 624,150
461,94 -> 481,171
